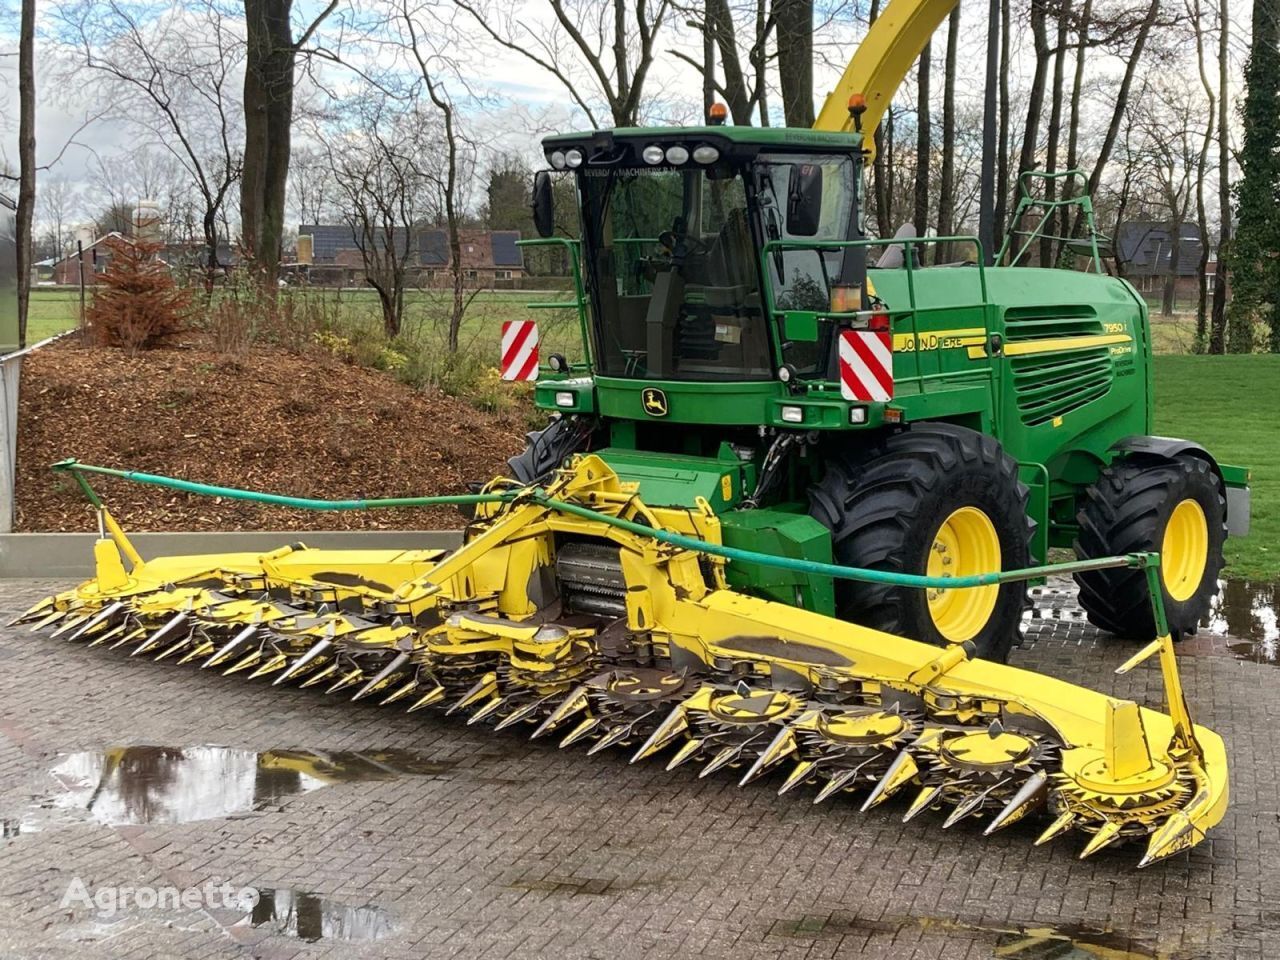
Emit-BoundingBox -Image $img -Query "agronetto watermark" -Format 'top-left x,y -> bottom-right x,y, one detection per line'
60,877 -> 259,917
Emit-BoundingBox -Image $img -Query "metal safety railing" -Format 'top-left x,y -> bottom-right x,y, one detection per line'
514,238 -> 592,374
760,235 -> 993,397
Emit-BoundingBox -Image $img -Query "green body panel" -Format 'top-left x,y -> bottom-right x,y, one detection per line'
720,509 -> 836,615
592,446 -> 747,512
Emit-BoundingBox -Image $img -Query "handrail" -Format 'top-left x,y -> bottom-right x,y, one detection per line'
995,169 -> 1106,272
759,235 -> 994,397
515,238 -> 592,371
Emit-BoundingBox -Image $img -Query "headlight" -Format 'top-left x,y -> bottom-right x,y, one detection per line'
555,391 -> 575,408
780,405 -> 804,424
564,148 -> 584,168
692,145 -> 719,164
665,145 -> 690,165
549,150 -> 566,170
642,144 -> 665,165
849,406 -> 867,424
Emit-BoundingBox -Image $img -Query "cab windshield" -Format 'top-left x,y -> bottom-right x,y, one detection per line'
577,153 -> 857,382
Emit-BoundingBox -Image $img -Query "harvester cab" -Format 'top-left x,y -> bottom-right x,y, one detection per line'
23,0 -> 1244,867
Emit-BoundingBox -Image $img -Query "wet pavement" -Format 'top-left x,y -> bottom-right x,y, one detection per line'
0,576 -> 1276,959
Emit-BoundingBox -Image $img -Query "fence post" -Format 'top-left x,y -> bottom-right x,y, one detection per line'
0,350 -> 21,533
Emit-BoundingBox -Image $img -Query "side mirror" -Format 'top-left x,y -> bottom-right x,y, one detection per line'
786,163 -> 823,237
532,171 -> 555,239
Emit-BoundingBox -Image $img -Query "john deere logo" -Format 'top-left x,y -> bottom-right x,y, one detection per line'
642,387 -> 669,417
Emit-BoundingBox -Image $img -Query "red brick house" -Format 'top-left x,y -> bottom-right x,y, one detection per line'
294,225 -> 524,287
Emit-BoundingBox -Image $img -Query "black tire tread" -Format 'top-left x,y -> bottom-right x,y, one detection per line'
808,423 -> 1033,661
1073,455 -> 1226,640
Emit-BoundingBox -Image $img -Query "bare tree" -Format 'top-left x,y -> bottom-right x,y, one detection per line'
935,5 -> 960,262
54,0 -> 244,278
913,44 -> 931,239
288,146 -> 336,227
670,0 -> 774,126
452,0 -> 671,128
1191,0 -> 1215,346
1133,81 -> 1198,316
394,0 -> 479,352
314,96 -> 433,337
1209,0 -> 1230,354
37,177 -> 80,259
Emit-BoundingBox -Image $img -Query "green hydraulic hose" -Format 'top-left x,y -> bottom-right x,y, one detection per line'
52,458 -> 1153,591
53,459 -> 517,511
527,491 -> 1150,590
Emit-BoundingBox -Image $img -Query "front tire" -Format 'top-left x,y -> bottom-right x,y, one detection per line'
808,424 -> 1033,662
1073,455 -> 1226,640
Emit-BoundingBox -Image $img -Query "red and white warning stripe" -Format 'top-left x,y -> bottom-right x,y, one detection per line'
500,320 -> 539,381
838,329 -> 894,402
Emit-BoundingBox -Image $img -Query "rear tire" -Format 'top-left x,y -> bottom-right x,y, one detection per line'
1073,455 -> 1225,640
808,424 -> 1033,662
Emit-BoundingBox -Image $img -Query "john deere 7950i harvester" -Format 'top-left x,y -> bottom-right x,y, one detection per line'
20,0 -> 1245,865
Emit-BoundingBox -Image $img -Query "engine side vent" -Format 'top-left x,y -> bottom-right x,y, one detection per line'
1011,349 -> 1114,426
1003,305 -> 1101,342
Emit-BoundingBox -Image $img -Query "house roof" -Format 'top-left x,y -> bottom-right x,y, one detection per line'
299,224 -> 361,262
1116,221 -> 1205,277
301,224 -> 523,268
420,230 -> 449,266
50,232 -> 128,267
491,231 -> 522,267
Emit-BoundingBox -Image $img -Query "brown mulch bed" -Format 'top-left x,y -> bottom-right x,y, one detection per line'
15,335 -> 527,532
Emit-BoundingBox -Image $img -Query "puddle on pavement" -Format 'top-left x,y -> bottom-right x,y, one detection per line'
46,746 -> 456,826
774,915 -> 1161,958
1202,579 -> 1280,665
243,888 -> 393,943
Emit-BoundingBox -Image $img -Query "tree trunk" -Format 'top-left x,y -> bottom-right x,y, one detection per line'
242,0 -> 298,286
1209,0 -> 1231,354
1162,223 -> 1181,317
700,12 -> 715,118
1040,0 -> 1071,266
16,0 -> 36,348
869,0 -> 892,237
775,0 -> 814,126
936,5 -> 960,263
913,43 -> 931,240
993,0 -> 1011,254
1192,0 -> 1215,350
202,206 -> 220,292
1062,0 -> 1092,253
1016,0 -> 1051,254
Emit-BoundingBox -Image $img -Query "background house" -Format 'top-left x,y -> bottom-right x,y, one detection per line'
1115,221 -> 1214,301
294,224 -> 524,288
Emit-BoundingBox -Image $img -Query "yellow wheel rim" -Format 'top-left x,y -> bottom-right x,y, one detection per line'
926,506 -> 1001,643
1161,498 -> 1208,602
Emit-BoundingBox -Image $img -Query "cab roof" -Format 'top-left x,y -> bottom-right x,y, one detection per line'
542,125 -> 862,155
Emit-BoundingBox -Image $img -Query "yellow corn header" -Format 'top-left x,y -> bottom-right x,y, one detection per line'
18,456 -> 1227,866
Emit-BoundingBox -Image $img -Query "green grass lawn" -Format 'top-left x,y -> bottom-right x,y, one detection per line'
26,288 -> 82,343
1153,354 -> 1278,581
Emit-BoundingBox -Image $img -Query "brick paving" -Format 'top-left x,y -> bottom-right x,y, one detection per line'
0,577 -> 1275,959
